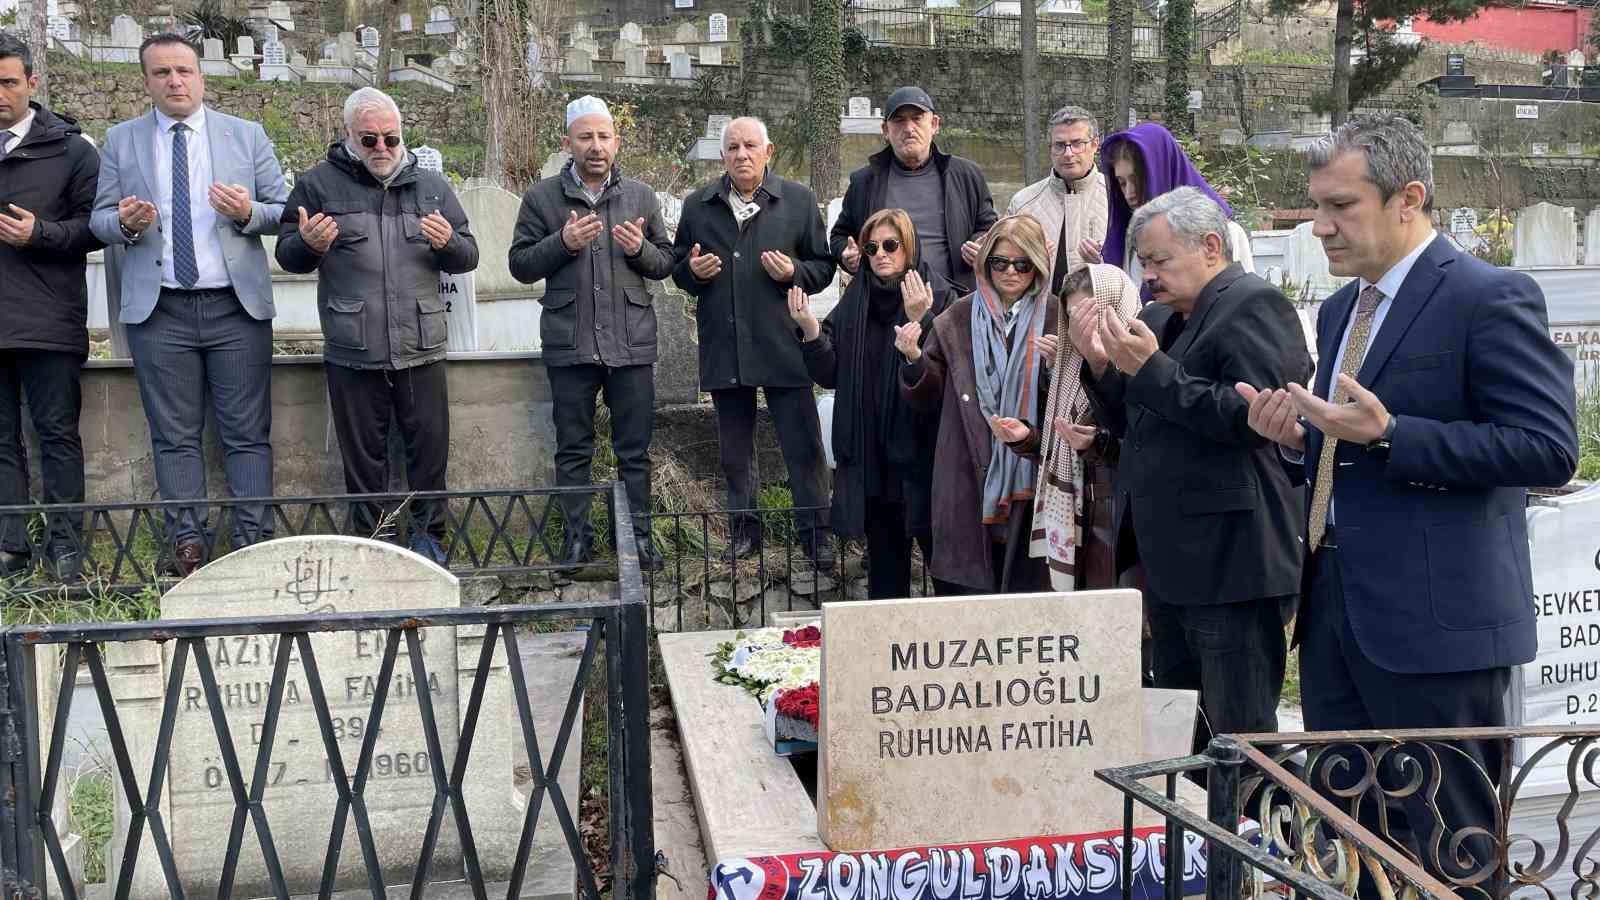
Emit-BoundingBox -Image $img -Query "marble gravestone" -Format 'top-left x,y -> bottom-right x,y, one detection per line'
1513,202 -> 1578,267
623,46 -> 648,77
398,12 -> 413,31
203,37 -> 225,58
104,537 -> 537,899
847,96 -> 871,117
565,48 -> 594,74
1281,220 -> 1352,300
620,22 -> 644,44
1450,207 -> 1481,252
669,51 -> 692,79
698,45 -> 721,65
675,22 -> 699,43
360,26 -> 379,48
708,13 -> 729,41
110,15 -> 142,47
414,148 -> 481,351
819,590 -> 1143,850
1586,208 -> 1600,266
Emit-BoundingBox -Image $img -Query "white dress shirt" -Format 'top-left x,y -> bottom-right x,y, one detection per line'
152,107 -> 230,289
1,108 -> 34,155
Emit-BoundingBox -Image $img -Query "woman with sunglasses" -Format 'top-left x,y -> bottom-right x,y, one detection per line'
788,209 -> 957,599
896,214 -> 1056,594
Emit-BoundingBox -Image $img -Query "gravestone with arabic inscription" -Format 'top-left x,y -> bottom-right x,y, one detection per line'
103,536 -> 575,898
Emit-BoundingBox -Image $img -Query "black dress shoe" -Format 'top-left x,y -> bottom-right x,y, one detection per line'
636,536 -> 664,574
49,547 -> 82,585
173,540 -> 205,578
557,536 -> 593,574
0,549 -> 30,578
720,533 -> 761,562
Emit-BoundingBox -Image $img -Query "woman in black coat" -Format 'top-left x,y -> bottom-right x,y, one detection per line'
786,208 -> 957,599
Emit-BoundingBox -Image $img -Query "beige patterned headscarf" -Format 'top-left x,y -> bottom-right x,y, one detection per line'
1029,264 -> 1141,589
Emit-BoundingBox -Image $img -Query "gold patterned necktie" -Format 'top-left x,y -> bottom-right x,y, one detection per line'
1306,285 -> 1384,551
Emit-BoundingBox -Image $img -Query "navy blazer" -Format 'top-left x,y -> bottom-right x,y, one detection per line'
1299,236 -> 1577,675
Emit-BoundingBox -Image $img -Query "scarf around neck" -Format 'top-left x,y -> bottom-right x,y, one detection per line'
971,279 -> 1047,525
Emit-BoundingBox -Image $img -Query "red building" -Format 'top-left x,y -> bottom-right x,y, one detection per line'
1410,3 -> 1593,56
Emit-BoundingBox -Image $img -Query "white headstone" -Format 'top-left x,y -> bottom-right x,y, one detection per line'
1450,207 -> 1482,251
613,37 -> 636,58
1567,49 -> 1585,67
414,145 -> 444,172
708,13 -> 729,41
1567,142 -> 1584,157
398,12 -> 413,32
706,114 -> 732,139
265,0 -> 291,21
1513,202 -> 1578,267
235,35 -> 254,56
47,15 -> 72,41
319,39 -> 338,61
571,21 -> 591,41
430,4 -> 450,20
110,14 -> 141,46
432,56 -> 455,76
847,96 -> 871,117
564,47 -> 594,74
290,51 -> 307,67
675,22 -> 699,43
452,186 -> 526,340
669,51 -> 691,79
1586,208 -> 1600,266
203,37 -> 225,59
1531,142 -> 1550,156
1442,120 -> 1474,145
540,151 -> 570,180
1281,220 -> 1353,300
698,44 -> 721,65
262,24 -> 279,44
575,37 -> 600,57
623,46 -> 647,77
620,21 -> 643,44
448,49 -> 466,66
359,25 -> 379,48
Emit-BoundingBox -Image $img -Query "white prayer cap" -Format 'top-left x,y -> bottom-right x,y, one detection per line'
565,95 -> 612,128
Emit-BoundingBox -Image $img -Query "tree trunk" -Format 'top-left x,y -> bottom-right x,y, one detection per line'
807,0 -> 845,200
1163,0 -> 1193,134
1106,0 -> 1133,134
1021,0 -> 1040,183
28,0 -> 49,106
1330,0 -> 1354,126
373,0 -> 399,87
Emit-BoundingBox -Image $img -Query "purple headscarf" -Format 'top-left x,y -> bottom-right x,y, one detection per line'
1099,123 -> 1234,277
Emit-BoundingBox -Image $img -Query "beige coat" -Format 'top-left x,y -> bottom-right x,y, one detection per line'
1005,165 -> 1110,284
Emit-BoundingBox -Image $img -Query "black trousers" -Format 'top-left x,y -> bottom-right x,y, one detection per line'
548,363 -> 654,543
710,386 -> 831,556
1146,589 -> 1288,754
0,350 -> 85,553
325,361 -> 449,540
862,497 -> 933,599
1302,547 -> 1507,894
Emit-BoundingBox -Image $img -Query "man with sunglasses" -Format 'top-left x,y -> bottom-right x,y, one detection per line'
276,87 -> 478,564
1006,105 -> 1108,295
830,86 -> 997,293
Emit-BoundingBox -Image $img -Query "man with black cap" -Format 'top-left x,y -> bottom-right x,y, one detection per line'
830,86 -> 997,293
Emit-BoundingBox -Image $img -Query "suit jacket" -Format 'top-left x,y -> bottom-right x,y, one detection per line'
1297,237 -> 1577,675
1088,265 -> 1312,608
90,107 -> 288,323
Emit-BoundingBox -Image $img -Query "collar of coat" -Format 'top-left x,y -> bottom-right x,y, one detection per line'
561,158 -> 622,201
867,141 -> 951,175
1051,163 -> 1100,194
703,168 -> 781,204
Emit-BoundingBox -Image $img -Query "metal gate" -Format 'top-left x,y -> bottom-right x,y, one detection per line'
0,483 -> 655,900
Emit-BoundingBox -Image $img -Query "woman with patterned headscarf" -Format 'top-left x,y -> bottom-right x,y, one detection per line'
897,214 -> 1057,594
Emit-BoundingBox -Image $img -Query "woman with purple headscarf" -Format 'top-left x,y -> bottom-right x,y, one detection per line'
1082,123 -> 1253,294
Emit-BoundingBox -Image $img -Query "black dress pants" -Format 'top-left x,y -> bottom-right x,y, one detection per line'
548,363 -> 654,544
709,386 -> 831,557
325,361 -> 449,540
0,350 -> 85,553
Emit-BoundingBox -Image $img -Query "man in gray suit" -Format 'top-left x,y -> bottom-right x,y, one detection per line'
91,34 -> 287,574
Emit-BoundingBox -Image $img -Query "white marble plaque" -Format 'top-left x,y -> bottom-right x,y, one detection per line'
110,14 -> 141,46
669,51 -> 691,79
1514,202 -> 1578,267
709,12 -> 729,40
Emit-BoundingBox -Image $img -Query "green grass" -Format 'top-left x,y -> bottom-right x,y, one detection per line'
69,771 -> 114,884
1579,378 -> 1600,482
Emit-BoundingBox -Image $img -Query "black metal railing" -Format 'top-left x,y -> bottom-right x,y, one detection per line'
0,483 -> 655,900
1097,725 -> 1600,900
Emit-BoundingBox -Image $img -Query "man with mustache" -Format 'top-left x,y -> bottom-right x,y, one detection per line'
831,87 -> 997,293
509,96 -> 674,573
276,87 -> 478,564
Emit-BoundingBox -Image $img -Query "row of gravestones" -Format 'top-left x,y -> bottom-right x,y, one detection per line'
570,15 -> 729,47
564,46 -> 715,78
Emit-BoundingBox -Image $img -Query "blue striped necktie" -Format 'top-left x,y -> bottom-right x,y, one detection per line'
171,122 -> 198,289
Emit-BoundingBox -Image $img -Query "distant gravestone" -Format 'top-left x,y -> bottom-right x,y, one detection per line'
432,57 -> 455,77
236,35 -> 255,56
706,114 -> 732,139
574,37 -> 600,57
262,23 -> 280,44
540,152 -> 570,179
426,4 -> 456,33
613,37 -> 636,59
1282,220 -> 1352,300
620,21 -> 644,44
413,145 -> 443,172
847,96 -> 871,117
698,45 -> 721,65
623,46 -> 648,77
1442,120 -> 1473,145
1531,142 -> 1550,156
1513,202 -> 1578,267
1450,207 -> 1482,252
564,47 -> 594,74
105,537 -> 524,899
203,37 -> 225,58
336,31 -> 358,64
708,13 -> 729,41
47,15 -> 72,41
819,590 -> 1143,850
110,14 -> 141,46
660,43 -> 684,60
1218,128 -> 1245,146
1587,209 -> 1600,266
1568,142 -> 1584,157
398,12 -> 413,31
290,52 -> 307,67
266,0 -> 292,21
669,51 -> 691,79
319,39 -> 338,61
359,26 -> 379,48
675,22 -> 699,43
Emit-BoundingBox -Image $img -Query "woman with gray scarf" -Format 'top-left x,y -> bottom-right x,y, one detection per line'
898,215 -> 1057,594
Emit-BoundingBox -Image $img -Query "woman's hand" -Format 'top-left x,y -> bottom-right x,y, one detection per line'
787,285 -> 820,342
989,415 -> 1029,444
1053,418 -> 1098,452
893,320 -> 923,361
1078,239 -> 1103,265
901,270 -> 933,323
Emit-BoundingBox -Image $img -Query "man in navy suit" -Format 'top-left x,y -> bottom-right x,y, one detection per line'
1238,113 -> 1578,889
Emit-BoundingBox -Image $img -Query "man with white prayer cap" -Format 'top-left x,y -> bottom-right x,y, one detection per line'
509,95 -> 674,572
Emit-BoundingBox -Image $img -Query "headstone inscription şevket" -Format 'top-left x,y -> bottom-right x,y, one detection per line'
105,536 -> 523,899
819,590 -> 1143,850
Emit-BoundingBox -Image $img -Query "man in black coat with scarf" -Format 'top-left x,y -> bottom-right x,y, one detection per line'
671,116 -> 837,567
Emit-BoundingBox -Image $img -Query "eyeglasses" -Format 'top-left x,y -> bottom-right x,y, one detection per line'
1050,139 -> 1095,156
359,133 -> 402,149
863,238 -> 902,257
987,256 -> 1035,274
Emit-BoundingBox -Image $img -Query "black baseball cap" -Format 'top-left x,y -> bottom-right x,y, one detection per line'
885,86 -> 935,116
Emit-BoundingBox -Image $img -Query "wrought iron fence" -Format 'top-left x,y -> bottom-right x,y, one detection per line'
1097,725 -> 1600,900
0,482 -> 655,900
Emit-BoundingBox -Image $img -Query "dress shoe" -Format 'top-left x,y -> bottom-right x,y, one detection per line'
0,549 -> 31,578
173,541 -> 205,578
557,535 -> 593,574
636,536 -> 665,574
49,547 -> 82,585
720,533 -> 761,562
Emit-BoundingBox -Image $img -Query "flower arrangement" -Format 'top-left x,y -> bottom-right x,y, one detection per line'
712,623 -> 821,751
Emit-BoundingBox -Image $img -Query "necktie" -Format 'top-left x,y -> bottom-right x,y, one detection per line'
1306,285 -> 1384,551
0,130 -> 13,160
171,123 -> 198,289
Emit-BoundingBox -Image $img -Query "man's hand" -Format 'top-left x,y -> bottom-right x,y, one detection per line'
207,182 -> 253,223
1100,311 -> 1158,376
1078,239 -> 1103,265
901,270 -> 933,322
688,243 -> 722,282
0,204 -> 37,247
419,211 -> 453,250
297,206 -> 339,254
1289,375 -> 1390,444
787,285 -> 820,341
759,250 -> 795,283
960,238 -> 983,268
1053,419 -> 1098,452
1067,294 -> 1109,376
894,320 -> 923,361
989,415 -> 1029,444
839,236 -> 861,274
561,210 -> 603,252
1236,383 -> 1307,451
1037,333 -> 1059,368
117,196 -> 159,234
612,216 -> 646,256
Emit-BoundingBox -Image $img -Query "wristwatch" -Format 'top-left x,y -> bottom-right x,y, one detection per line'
1365,415 -> 1398,462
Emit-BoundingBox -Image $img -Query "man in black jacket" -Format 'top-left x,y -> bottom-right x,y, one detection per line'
1073,187 -> 1311,753
671,116 -> 837,566
0,34 -> 102,583
508,96 -> 673,573
830,87 -> 997,293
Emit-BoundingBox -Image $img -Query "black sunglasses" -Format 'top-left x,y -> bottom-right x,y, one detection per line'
987,255 -> 1035,274
359,133 -> 402,149
863,238 -> 902,257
